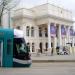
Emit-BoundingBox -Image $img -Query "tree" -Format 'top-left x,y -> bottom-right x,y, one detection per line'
0,0 -> 20,27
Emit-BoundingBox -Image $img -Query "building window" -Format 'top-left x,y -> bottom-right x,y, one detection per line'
45,42 -> 48,51
39,42 -> 42,53
31,27 -> 34,37
26,26 -> 30,36
32,43 -> 35,52
39,27 -> 42,37
27,43 -> 30,50
45,28 -> 48,37
51,42 -> 53,47
16,26 -> 21,29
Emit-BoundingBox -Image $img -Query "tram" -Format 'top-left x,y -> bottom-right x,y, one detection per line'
13,29 -> 32,67
0,28 -> 32,67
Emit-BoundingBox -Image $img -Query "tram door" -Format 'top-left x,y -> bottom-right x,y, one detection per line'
0,40 -> 3,67
0,29 -> 13,67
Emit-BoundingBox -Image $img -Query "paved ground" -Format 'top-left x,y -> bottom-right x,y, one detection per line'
0,62 -> 75,75
0,55 -> 75,75
32,55 -> 75,62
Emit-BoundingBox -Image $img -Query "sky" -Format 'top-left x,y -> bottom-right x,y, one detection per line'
17,0 -> 75,30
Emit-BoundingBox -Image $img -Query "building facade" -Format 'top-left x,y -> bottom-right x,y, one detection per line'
2,3 -> 75,55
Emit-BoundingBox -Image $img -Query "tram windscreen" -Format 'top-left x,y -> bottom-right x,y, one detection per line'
13,38 -> 30,60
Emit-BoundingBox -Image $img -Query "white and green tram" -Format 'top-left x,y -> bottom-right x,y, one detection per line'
0,28 -> 31,67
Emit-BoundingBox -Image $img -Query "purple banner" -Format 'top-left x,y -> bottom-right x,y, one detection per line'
50,23 -> 56,36
61,25 -> 66,35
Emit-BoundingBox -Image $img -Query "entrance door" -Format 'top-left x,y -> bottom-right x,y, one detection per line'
46,43 -> 48,51
39,43 -> 42,53
0,40 -> 3,67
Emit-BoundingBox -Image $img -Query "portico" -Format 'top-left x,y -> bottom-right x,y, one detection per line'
11,3 -> 74,56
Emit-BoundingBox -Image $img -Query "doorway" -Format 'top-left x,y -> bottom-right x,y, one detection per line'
46,42 -> 48,51
39,42 -> 42,53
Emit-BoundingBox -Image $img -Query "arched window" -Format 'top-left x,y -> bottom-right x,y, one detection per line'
26,26 -> 30,36
32,43 -> 35,52
31,27 -> 34,37
45,42 -> 48,51
39,42 -> 42,53
45,28 -> 48,37
27,43 -> 30,50
39,27 -> 42,37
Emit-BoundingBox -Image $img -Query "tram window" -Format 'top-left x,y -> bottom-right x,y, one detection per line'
7,39 -> 11,55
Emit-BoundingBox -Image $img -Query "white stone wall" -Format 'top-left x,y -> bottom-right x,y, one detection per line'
31,4 -> 48,18
14,8 -> 34,19
22,18 -> 48,53
48,4 -> 72,20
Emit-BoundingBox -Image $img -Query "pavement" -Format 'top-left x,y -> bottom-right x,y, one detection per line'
31,54 -> 75,62
1,62 -> 75,75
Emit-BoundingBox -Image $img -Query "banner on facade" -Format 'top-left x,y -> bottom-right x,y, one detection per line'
61,25 -> 66,36
50,23 -> 56,37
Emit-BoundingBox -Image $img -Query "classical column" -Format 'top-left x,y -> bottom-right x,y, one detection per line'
64,37 -> 67,46
72,37 -> 74,47
47,22 -> 51,55
62,37 -> 66,47
68,26 -> 71,43
53,37 -> 57,55
53,24 -> 57,55
35,26 -> 39,54
58,25 -> 62,52
64,26 -> 66,46
72,37 -> 75,55
66,26 -> 68,44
